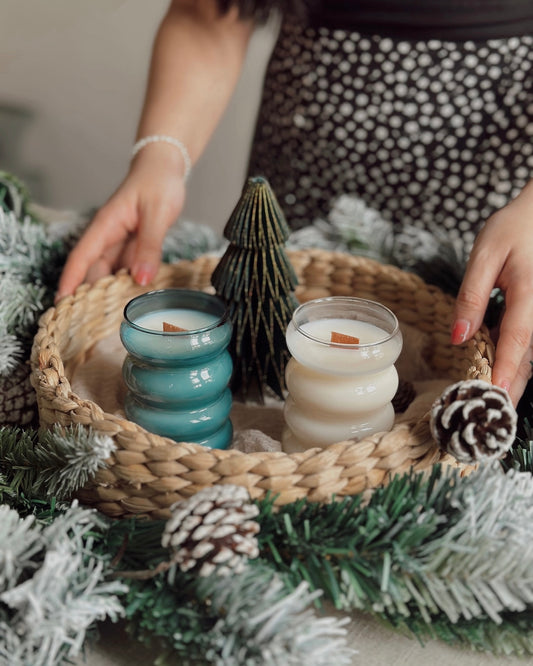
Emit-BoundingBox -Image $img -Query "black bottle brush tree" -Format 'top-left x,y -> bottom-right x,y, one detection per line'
211,176 -> 298,401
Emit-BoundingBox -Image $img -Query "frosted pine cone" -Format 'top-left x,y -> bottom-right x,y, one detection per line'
162,484 -> 260,577
430,379 -> 517,463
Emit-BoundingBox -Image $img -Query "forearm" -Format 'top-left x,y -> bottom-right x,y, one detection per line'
57,1 -> 253,297
135,0 -> 254,168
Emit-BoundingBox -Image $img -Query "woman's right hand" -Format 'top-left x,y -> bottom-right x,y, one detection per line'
56,144 -> 187,300
57,0 -> 254,301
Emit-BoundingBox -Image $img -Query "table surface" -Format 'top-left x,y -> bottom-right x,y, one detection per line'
78,607 -> 530,666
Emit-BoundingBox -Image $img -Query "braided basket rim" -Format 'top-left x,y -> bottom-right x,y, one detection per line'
30,249 -> 493,518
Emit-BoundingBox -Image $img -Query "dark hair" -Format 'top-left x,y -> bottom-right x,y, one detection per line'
215,0 -> 311,22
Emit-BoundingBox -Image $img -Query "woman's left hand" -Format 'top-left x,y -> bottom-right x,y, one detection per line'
452,179 -> 533,406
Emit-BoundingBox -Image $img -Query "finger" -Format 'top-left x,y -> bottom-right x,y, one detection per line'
451,249 -> 503,344
84,250 -> 120,284
508,348 -> 533,407
130,201 -> 179,286
56,206 -> 131,299
85,257 -> 116,285
491,282 -> 533,395
82,232 -> 132,283
117,235 -> 138,271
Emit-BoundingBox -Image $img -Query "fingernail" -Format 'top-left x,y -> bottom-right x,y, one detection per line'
133,264 -> 154,286
497,379 -> 511,393
451,319 -> 470,344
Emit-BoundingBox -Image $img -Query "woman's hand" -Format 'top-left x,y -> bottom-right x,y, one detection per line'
56,0 -> 253,300
452,179 -> 533,405
56,145 -> 187,300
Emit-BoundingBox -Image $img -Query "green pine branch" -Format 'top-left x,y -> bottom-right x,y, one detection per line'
54,463 -> 533,659
256,466 -> 452,612
388,607 -> 533,657
92,462 -> 533,656
254,464 -> 533,653
0,425 -> 115,504
0,205 -> 71,375
162,220 -> 225,263
0,170 -> 33,220
121,564 -> 353,666
504,437 -> 533,474
0,208 -> 68,290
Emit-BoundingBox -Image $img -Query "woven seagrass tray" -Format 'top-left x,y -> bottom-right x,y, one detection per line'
30,249 -> 494,519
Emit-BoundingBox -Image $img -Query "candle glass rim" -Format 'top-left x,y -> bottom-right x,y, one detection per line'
123,288 -> 229,336
292,296 -> 400,348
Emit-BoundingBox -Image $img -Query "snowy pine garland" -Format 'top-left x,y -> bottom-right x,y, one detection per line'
288,193 -> 467,296
121,564 -> 355,666
4,427 -> 533,660
0,425 -> 115,502
0,212 -> 53,371
2,171 -> 533,663
254,464 -> 533,628
0,503 -> 126,666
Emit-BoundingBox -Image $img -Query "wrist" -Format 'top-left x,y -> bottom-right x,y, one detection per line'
131,135 -> 192,181
128,146 -> 189,190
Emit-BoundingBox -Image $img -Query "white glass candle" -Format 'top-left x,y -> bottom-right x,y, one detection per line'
282,297 -> 403,453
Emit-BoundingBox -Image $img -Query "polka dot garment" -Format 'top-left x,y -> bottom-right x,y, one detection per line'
247,19 -> 533,258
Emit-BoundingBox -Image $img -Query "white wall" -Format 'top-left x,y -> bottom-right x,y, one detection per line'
0,0 -> 277,233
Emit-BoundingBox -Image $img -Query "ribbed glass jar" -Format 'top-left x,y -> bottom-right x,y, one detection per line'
120,288 -> 233,449
282,296 -> 403,452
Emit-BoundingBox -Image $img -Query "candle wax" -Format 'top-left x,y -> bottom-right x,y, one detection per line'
283,310 -> 402,452
121,292 -> 233,449
302,317 -> 387,344
286,317 -> 401,376
134,308 -> 218,332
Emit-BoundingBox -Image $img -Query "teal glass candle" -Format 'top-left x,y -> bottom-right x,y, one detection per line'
120,289 -> 233,449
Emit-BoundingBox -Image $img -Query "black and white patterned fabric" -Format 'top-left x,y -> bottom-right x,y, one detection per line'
247,19 -> 533,259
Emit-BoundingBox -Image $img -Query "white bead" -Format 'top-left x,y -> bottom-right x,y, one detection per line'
131,134 -> 192,181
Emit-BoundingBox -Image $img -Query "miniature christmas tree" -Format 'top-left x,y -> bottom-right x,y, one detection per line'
211,176 -> 298,401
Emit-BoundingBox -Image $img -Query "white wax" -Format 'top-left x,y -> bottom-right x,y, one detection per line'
283,401 -> 395,450
286,318 -> 402,376
285,358 -> 398,414
283,315 -> 402,451
134,308 -> 217,332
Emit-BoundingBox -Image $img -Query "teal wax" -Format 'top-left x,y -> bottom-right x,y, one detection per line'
120,289 -> 233,449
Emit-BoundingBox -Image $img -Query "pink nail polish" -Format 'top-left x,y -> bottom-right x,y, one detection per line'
451,319 -> 470,344
133,264 -> 154,287
498,379 -> 511,393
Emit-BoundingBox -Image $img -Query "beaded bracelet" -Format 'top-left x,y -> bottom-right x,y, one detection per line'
131,135 -> 192,181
